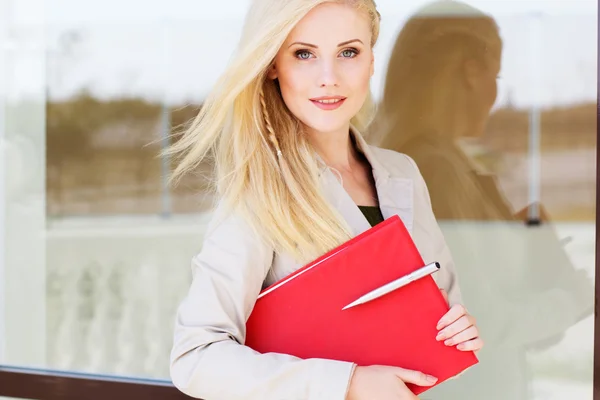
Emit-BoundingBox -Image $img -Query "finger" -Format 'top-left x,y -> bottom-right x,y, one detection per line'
392,367 -> 438,386
456,337 -> 484,352
439,288 -> 449,304
436,315 -> 474,341
442,326 -> 479,346
436,304 -> 468,330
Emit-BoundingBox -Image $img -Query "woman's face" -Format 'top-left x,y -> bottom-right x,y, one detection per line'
466,52 -> 501,136
479,55 -> 500,114
269,2 -> 374,136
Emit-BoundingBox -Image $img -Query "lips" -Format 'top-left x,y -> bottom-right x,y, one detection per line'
310,96 -> 347,110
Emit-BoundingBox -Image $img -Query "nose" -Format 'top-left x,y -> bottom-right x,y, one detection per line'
318,59 -> 340,88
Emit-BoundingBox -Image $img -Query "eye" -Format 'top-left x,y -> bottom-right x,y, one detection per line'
295,50 -> 313,60
340,48 -> 359,58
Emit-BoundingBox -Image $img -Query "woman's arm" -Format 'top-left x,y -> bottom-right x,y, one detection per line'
410,156 -> 593,349
170,203 -> 355,400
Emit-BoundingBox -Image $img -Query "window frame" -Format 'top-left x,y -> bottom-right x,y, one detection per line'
0,365 -> 192,399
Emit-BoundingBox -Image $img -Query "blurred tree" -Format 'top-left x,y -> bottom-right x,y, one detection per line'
46,94 -> 212,215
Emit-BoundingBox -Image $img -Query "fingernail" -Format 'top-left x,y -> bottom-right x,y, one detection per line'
436,320 -> 445,330
444,339 -> 453,346
426,375 -> 438,383
436,332 -> 446,341
457,344 -> 465,350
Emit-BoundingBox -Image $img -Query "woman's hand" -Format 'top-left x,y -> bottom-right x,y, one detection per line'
436,292 -> 483,353
346,365 -> 438,400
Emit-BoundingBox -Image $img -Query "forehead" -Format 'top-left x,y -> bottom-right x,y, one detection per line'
283,3 -> 371,46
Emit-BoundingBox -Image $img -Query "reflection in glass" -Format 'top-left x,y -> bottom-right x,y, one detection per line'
371,1 -> 594,399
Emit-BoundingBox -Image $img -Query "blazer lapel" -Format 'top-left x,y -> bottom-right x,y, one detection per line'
376,177 -> 414,234
317,126 -> 415,237
319,167 -> 373,235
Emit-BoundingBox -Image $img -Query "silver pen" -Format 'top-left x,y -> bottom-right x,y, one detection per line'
342,262 -> 440,310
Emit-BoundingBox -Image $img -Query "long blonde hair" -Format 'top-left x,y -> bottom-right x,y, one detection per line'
371,0 -> 502,149
166,0 -> 381,264
371,1 -> 507,221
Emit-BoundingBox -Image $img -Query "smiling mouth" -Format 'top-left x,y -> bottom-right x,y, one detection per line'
313,98 -> 344,104
310,96 -> 347,110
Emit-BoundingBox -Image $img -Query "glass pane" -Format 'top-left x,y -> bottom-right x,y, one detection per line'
1,0 -> 229,380
42,24 -> 219,379
1,0 -> 596,399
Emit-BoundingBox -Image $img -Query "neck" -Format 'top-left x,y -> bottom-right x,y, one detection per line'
306,124 -> 360,172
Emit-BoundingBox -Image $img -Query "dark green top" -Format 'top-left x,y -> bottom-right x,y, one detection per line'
358,205 -> 384,227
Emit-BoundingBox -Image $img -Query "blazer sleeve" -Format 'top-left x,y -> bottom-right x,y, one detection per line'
169,202 -> 356,400
408,157 -> 594,349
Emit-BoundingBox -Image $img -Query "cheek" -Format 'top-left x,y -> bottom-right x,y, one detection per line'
342,61 -> 372,105
345,62 -> 371,87
488,79 -> 498,106
478,75 -> 497,109
275,64 -> 309,107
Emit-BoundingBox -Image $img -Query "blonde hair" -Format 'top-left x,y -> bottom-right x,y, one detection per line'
371,1 -> 508,221
371,0 -> 502,149
166,0 -> 381,264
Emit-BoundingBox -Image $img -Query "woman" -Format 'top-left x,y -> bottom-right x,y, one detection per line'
372,0 -> 506,221
167,1 -> 483,399
373,1 -> 593,399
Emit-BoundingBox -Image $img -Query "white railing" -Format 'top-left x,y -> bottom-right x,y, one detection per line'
46,214 -> 213,378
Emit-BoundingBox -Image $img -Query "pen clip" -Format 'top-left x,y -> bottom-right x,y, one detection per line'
342,262 -> 440,310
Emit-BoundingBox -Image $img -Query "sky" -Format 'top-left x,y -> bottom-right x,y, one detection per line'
3,0 -> 598,109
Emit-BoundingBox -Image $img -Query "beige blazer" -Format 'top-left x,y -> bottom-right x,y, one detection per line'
170,128 -> 463,400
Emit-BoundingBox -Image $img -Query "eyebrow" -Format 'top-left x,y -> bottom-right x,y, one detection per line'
288,39 -> 363,48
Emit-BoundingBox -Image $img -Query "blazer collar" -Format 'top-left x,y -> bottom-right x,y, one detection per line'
317,125 -> 415,237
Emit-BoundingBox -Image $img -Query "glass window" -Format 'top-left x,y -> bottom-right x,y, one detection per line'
1,1 -> 596,399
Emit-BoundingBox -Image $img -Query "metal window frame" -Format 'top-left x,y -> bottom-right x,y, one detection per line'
0,366 -> 193,400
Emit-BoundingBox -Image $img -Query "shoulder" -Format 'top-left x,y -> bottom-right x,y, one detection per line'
367,144 -> 422,180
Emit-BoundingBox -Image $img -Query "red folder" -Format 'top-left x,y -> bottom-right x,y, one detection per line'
245,214 -> 478,395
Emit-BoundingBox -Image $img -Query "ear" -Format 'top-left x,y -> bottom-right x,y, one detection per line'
370,53 -> 375,77
267,62 -> 278,80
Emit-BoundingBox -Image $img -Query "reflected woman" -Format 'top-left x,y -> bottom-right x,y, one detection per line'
373,1 -> 594,399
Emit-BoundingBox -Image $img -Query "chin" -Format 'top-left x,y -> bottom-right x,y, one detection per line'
305,122 -> 347,135
300,115 -> 354,135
